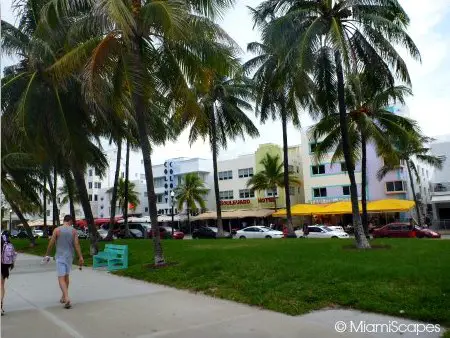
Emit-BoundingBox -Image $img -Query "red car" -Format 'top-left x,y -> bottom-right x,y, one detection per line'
149,226 -> 185,240
414,226 -> 441,238
372,223 -> 416,238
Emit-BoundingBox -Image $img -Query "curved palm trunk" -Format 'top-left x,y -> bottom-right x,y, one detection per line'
65,172 -> 76,224
43,175 -> 48,238
281,110 -> 296,238
210,108 -> 224,238
361,133 -> 369,237
407,161 -> 422,226
72,164 -> 98,255
47,171 -> 60,228
335,51 -> 370,249
10,201 -> 35,246
130,24 -> 164,265
273,197 -> 277,211
107,139 -> 122,240
53,167 -> 60,226
123,140 -> 131,237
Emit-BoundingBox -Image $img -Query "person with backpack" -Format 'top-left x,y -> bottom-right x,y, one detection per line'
1,231 -> 17,315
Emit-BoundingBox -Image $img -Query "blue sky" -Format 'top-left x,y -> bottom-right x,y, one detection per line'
2,0 -> 450,164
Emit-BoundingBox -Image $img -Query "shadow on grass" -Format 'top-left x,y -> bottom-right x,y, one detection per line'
342,244 -> 391,250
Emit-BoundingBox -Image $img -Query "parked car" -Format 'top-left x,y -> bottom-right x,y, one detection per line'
161,226 -> 185,240
192,226 -> 217,239
295,226 -> 350,239
235,226 -> 284,239
15,230 -> 38,239
372,223 -> 416,238
97,228 -> 109,239
415,226 -> 441,238
327,226 -> 345,232
76,229 -> 88,239
129,228 -> 144,238
32,229 -> 44,237
10,230 -> 19,238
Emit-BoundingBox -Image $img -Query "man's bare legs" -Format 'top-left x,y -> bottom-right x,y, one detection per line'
58,275 -> 70,304
1,277 -> 5,314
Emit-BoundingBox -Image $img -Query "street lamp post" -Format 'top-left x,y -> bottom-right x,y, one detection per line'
9,209 -> 13,232
170,191 -> 175,236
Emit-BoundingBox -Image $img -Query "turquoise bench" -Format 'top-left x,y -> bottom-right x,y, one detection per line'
93,244 -> 128,271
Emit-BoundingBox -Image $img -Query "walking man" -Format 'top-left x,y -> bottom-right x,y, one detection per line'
44,215 -> 84,309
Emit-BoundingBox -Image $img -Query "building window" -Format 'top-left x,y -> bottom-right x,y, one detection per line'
154,177 -> 164,188
386,181 -> 407,193
239,189 -> 255,198
141,174 -> 145,180
145,207 -> 149,212
57,197 -> 61,204
156,194 -> 163,203
46,210 -> 51,216
175,208 -> 178,214
219,190 -> 234,200
94,195 -> 98,201
313,187 -> 327,198
311,165 -> 325,175
141,160 -> 144,164
288,165 -> 294,173
310,142 -> 321,153
89,169 -> 93,177
94,182 -> 101,189
100,205 -> 104,210
88,194 -> 92,201
121,172 -> 124,178
422,168 -> 425,176
342,186 -> 350,196
266,188 -> 278,197
144,192 -> 148,197
88,182 -> 93,189
289,186 -> 296,195
238,168 -> 253,178
340,162 -> 347,172
218,170 -> 233,180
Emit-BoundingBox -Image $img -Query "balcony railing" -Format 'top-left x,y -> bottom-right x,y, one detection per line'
431,182 -> 450,194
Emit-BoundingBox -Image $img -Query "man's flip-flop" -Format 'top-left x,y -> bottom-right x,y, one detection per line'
64,302 -> 72,309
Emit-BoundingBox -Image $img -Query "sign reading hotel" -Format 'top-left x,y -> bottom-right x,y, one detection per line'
220,197 -> 276,206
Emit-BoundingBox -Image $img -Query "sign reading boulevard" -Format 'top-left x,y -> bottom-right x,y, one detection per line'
220,197 -> 276,206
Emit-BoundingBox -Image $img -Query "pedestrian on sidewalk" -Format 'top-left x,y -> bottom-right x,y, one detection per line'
44,215 -> 84,309
1,231 -> 17,315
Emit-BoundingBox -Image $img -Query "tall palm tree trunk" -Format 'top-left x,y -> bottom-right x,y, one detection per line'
335,51 -> 370,249
361,133 -> 369,237
130,22 -> 164,265
281,110 -> 295,237
72,164 -> 98,255
210,107 -> 224,237
43,175 -> 48,238
107,140 -> 122,240
273,197 -> 277,211
65,172 -> 76,224
10,201 -> 35,246
47,171 -> 60,228
407,161 -> 422,226
123,140 -> 131,237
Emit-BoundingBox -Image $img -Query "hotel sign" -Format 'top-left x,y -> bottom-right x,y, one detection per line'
220,197 -> 276,206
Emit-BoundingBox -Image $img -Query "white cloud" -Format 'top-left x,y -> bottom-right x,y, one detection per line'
2,0 -> 449,163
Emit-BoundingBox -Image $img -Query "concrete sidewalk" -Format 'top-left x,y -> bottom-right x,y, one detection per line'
1,254 -> 444,338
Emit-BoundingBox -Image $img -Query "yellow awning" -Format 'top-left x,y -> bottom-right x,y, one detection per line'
367,199 -> 415,213
273,204 -> 328,217
320,201 -> 362,215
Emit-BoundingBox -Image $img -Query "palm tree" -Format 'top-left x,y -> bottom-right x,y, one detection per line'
247,153 -> 301,211
244,41 -> 314,237
378,135 -> 445,226
180,73 -> 259,237
106,140 -> 122,240
43,0 -> 241,264
58,171 -> 81,222
310,72 -> 417,235
174,173 -> 209,233
252,0 -> 421,248
113,178 -> 140,217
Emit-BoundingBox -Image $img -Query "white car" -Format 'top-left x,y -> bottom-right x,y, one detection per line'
235,226 -> 284,239
327,226 -> 345,232
33,229 -> 44,237
296,226 -> 349,239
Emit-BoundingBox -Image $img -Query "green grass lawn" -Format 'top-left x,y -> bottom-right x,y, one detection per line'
14,238 -> 450,326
